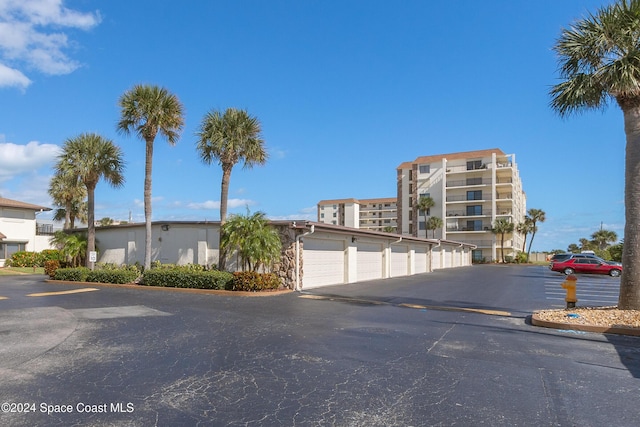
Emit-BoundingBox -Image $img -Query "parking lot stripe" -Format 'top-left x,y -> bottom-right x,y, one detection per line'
27,288 -> 99,297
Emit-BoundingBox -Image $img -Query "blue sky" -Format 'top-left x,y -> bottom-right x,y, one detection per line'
0,0 -> 624,252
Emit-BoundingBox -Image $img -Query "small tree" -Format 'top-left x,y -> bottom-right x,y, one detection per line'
221,211 -> 282,272
426,216 -> 443,239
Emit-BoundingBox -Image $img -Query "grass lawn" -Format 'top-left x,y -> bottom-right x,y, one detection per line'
0,267 -> 46,275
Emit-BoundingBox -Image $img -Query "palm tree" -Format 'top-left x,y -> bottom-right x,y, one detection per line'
117,84 -> 184,270
416,196 -> 435,238
591,229 -> 618,251
516,217 -> 534,256
49,172 -> 87,229
525,208 -> 545,261
426,216 -> 443,239
196,108 -> 268,270
221,210 -> 281,272
55,133 -> 125,267
550,0 -> 640,309
50,230 -> 89,267
492,218 -> 515,263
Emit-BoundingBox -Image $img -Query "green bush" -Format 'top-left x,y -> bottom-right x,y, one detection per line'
231,272 -> 281,292
6,251 -> 41,267
142,269 -> 234,290
86,269 -> 139,284
41,249 -> 63,263
54,267 -> 90,282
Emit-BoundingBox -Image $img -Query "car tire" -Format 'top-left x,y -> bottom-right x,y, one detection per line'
610,269 -> 621,277
563,268 -> 575,275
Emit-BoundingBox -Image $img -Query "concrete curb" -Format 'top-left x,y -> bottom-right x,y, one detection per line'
531,313 -> 640,337
44,280 -> 294,297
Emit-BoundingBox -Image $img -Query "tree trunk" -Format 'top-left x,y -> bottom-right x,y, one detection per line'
86,184 -> 96,269
144,140 -> 154,270
218,165 -> 233,270
620,106 -> 640,309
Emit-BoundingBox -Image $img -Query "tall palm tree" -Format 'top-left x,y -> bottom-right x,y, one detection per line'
196,108 -> 268,270
117,84 -> 184,270
416,196 -> 435,238
525,208 -> 545,261
551,0 -> 640,309
55,133 -> 125,267
492,218 -> 515,263
49,171 -> 87,229
516,217 -> 534,256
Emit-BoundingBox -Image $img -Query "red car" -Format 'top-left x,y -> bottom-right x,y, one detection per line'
549,258 -> 622,277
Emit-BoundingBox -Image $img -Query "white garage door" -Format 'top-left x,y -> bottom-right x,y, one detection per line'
357,242 -> 383,282
391,245 -> 408,277
414,247 -> 428,274
303,238 -> 345,288
432,247 -> 442,270
443,248 -> 453,268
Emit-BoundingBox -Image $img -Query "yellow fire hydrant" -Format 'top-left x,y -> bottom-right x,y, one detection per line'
561,274 -> 578,309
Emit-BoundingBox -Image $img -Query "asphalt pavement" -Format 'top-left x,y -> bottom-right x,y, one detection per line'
0,265 -> 638,426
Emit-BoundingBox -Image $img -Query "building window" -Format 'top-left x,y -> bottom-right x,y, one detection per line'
467,160 -> 483,170
320,213 -> 324,219
472,250 -> 484,262
466,220 -> 483,231
1,242 -> 26,259
466,205 -> 482,216
467,190 -> 482,200
419,165 -> 430,174
466,177 -> 482,186
333,212 -> 337,217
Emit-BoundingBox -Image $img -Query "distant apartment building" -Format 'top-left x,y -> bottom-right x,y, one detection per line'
397,148 -> 526,262
317,197 -> 398,232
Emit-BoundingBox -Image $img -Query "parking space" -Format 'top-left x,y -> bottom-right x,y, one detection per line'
543,269 -> 620,307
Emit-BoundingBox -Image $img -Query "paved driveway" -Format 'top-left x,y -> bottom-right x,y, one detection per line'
0,266 -> 638,426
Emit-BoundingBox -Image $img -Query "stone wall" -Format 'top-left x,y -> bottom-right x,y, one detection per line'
272,225 -> 300,290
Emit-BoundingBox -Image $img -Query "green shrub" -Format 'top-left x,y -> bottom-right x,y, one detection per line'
44,260 -> 60,279
6,251 -> 41,267
41,249 -> 63,263
86,269 -> 139,284
142,269 -> 234,290
54,267 -> 90,282
231,272 -> 281,292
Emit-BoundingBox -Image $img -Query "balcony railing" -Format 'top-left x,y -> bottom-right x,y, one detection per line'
446,210 -> 492,217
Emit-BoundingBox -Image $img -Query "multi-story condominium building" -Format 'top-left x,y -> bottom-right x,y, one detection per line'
397,148 -> 526,262
317,197 -> 398,232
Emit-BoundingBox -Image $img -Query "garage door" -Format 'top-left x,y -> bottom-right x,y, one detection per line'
391,245 -> 408,277
357,242 -> 383,282
443,248 -> 453,268
303,238 -> 345,288
414,246 -> 428,274
432,247 -> 442,270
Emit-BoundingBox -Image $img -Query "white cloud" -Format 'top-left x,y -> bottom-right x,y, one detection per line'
0,140 -> 60,180
0,0 -> 100,87
187,199 -> 255,210
0,62 -> 31,88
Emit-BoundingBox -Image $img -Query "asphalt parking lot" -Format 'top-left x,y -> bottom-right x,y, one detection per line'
1,265 -> 639,426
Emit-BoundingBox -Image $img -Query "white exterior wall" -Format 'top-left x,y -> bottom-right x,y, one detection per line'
0,207 -> 37,266
344,202 -> 359,228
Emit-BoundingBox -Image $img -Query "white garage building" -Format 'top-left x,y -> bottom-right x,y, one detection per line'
87,221 -> 476,290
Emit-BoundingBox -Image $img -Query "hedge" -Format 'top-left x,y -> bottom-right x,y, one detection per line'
142,269 -> 234,290
54,267 -> 90,282
86,269 -> 140,284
